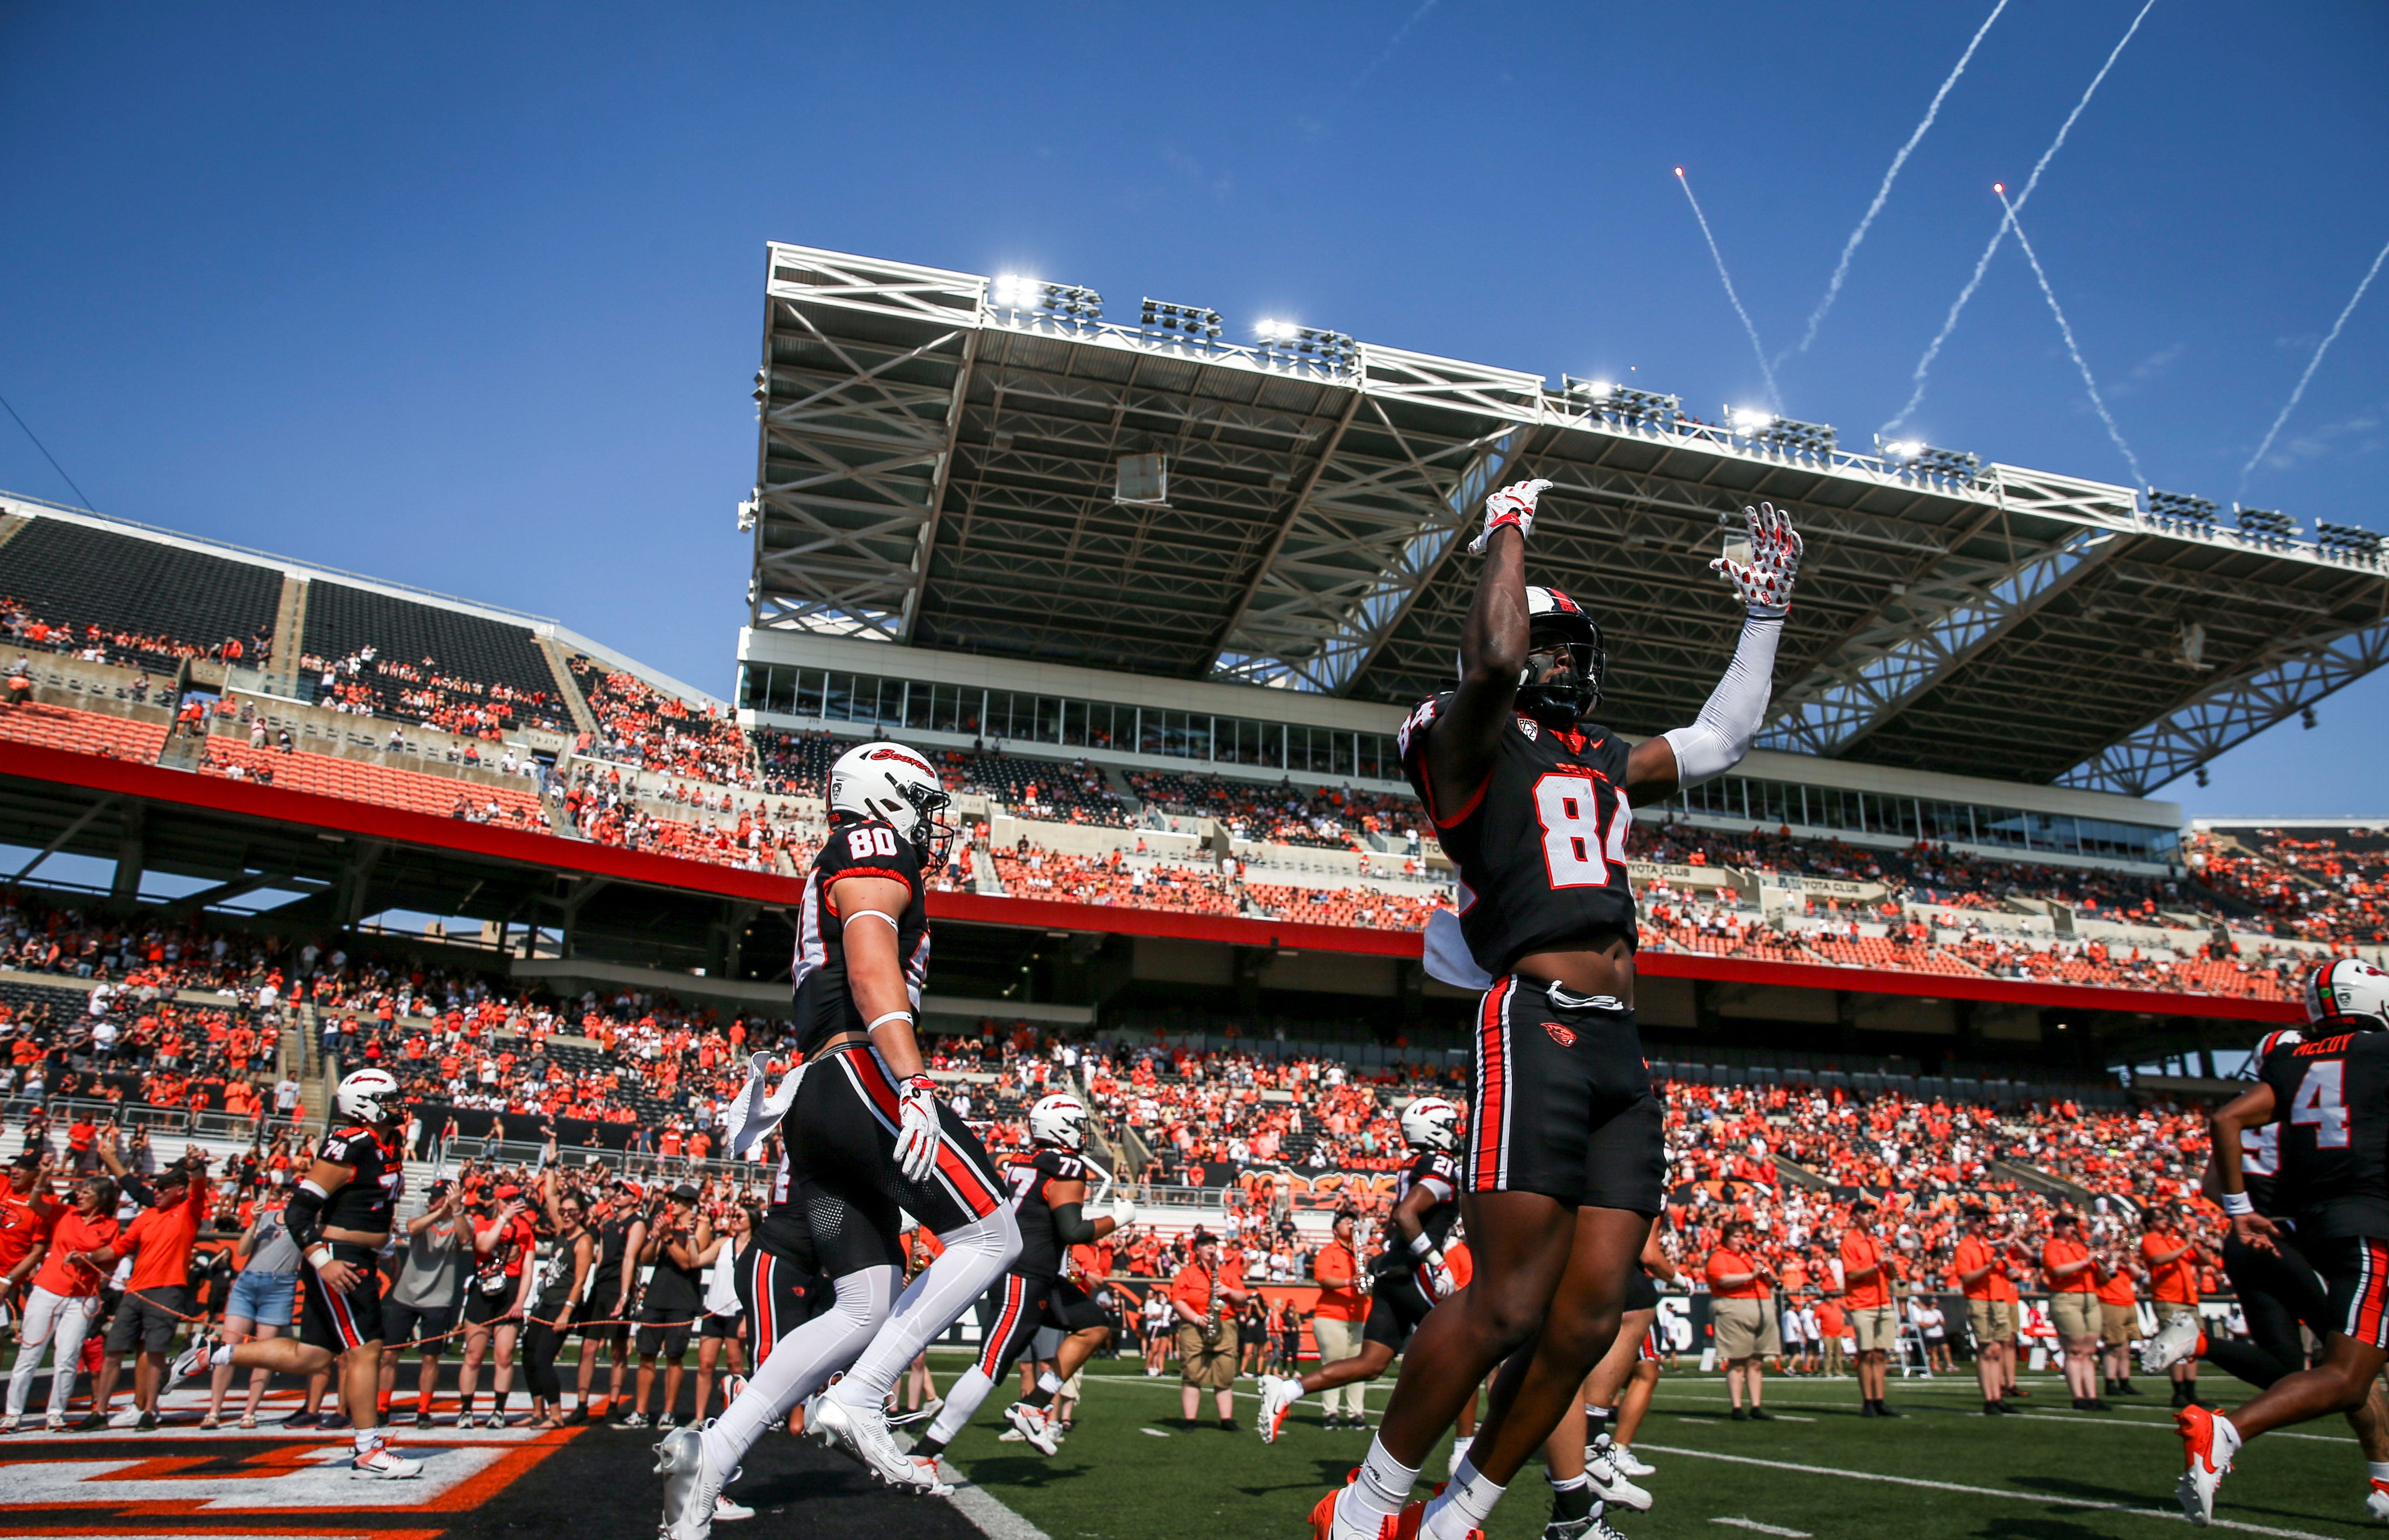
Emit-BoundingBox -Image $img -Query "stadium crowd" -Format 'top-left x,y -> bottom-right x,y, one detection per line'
2190,827 -> 2389,947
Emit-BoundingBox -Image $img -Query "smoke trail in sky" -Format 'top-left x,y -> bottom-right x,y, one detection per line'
1881,0 -> 2160,436
1347,0 -> 1442,95
2239,235 -> 2389,488
1675,168 -> 1781,411
1784,0 -> 2010,364
1996,185 -> 2146,488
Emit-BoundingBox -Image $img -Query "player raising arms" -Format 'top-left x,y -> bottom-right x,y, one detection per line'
1314,479 -> 1799,1540
1259,1096 -> 1464,1443
2181,959 -> 2389,1526
657,742 -> 1021,1539
175,1068 -> 418,1478
912,1092 -> 1135,1461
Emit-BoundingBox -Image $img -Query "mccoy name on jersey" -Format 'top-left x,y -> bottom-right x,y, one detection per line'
1399,693 -> 1637,978
2259,1029 -> 2389,1238
789,815 -> 932,1058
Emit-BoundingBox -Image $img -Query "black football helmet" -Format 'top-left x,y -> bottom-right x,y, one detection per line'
1517,586 -> 1606,723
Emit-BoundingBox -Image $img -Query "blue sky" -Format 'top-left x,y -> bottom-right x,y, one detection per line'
2,1 -> 2383,816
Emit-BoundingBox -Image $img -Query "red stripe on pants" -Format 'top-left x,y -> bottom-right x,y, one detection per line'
1471,979 -> 1510,1192
851,1050 -> 1002,1218
978,1276 -> 1026,1378
750,1252 -> 777,1368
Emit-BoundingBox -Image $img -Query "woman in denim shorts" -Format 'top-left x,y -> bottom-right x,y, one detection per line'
205,1200 -> 302,1429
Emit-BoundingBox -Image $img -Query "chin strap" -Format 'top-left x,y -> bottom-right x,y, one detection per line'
1660,612 -> 1782,786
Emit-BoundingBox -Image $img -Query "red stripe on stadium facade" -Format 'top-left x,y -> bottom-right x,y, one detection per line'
0,739 -> 2295,1024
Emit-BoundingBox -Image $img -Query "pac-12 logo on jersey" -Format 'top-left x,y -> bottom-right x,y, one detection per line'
1397,698 -> 1438,756
1516,716 -> 1539,741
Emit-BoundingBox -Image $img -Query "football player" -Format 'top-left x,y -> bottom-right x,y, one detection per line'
1259,1096 -> 1464,1442
911,1092 -> 1134,1460
657,742 -> 1021,1539
175,1067 -> 419,1478
2184,959 -> 2389,1525
1316,479 -> 1798,1540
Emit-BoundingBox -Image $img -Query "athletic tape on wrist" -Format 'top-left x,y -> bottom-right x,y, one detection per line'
2219,1190 -> 2254,1216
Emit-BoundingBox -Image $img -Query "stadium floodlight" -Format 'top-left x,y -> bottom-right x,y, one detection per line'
2233,504 -> 2297,542
1560,375 -> 1616,399
1728,406 -> 1777,435
736,490 -> 760,533
1883,442 -> 1982,485
1751,415 -> 1837,458
2146,488 -> 2218,528
2317,520 -> 2384,562
1878,438 -> 1925,462
989,274 -> 1102,323
1139,298 -> 1222,346
1254,320 -> 1357,375
752,367 -> 770,405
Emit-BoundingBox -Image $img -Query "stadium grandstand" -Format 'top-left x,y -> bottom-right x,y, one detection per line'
0,234 -> 2379,1165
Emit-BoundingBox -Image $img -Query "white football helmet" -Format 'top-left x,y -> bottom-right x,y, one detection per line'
336,1067 -> 401,1124
1400,1095 -> 1462,1153
828,740 -> 955,867
1029,1093 -> 1089,1151
2306,959 -> 2389,1031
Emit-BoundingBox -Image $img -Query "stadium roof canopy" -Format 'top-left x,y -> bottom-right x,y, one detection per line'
747,244 -> 2389,795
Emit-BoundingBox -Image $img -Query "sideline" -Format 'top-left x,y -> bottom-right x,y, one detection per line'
935,1458 -> 1055,1540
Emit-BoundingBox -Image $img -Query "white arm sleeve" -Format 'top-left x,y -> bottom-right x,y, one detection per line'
1659,613 -> 1783,787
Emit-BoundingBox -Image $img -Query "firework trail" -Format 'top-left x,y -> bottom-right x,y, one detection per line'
1785,0 -> 2010,363
2239,235 -> 2389,488
1996,184 -> 2146,487
1675,167 -> 1781,411
1881,0 -> 2161,436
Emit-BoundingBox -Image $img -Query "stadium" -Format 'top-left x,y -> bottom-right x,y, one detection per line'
2,226 -> 2387,1540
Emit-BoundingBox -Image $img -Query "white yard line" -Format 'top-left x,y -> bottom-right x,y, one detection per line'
935,1458 -> 1056,1540
1712,1519 -> 1814,1537
1638,1442 -> 2349,1540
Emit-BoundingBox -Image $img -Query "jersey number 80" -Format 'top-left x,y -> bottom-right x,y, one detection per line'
847,827 -> 902,859
1532,772 -> 1630,888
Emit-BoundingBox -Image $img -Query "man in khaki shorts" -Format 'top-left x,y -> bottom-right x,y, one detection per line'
1306,1210 -> 1368,1428
1838,1198 -> 1900,1417
1170,1231 -> 1248,1430
1706,1220 -> 1778,1421
2040,1209 -> 2109,1410
1953,1206 -> 2018,1415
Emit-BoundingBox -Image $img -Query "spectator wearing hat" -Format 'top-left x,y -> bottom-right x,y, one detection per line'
84,1144 -> 212,1429
2043,1210 -> 2109,1411
1839,1199 -> 1899,1418
1309,1209 -> 1367,1428
1954,1206 -> 2017,1415
1170,1229 -> 1249,1430
1707,1219 -> 1778,1420
381,1178 -> 473,1427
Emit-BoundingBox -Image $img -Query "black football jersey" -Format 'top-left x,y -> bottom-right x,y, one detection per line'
316,1123 -> 404,1234
2241,1027 -> 2304,1215
1399,693 -> 1638,977
1383,1149 -> 1462,1256
1004,1147 -> 1088,1279
2259,1029 -> 2389,1238
790,816 -> 931,1057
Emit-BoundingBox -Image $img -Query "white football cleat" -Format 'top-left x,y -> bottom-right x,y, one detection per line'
811,1393 -> 949,1493
1610,1445 -> 1654,1477
2366,1479 -> 2389,1523
350,1438 -> 424,1480
1003,1401 -> 1060,1456
655,1425 -> 731,1540
1587,1439 -> 1653,1512
1257,1375 -> 1303,1444
166,1331 -> 216,1391
2176,1405 -> 2238,1526
2143,1314 -> 2203,1375
713,1493 -> 756,1522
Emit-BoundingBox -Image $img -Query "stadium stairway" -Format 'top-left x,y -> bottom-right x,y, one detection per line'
536,635 -> 601,737
261,575 -> 311,697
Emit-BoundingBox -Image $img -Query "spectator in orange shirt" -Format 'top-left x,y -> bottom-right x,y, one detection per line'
2041,1210 -> 2108,1411
1706,1220 -> 1777,1420
1839,1199 -> 1899,1418
85,1150 -> 213,1428
1170,1230 -> 1249,1430
1307,1209 -> 1368,1429
1952,1206 -> 2017,1415
2094,1237 -> 2142,1398
2141,1205 -> 2205,1409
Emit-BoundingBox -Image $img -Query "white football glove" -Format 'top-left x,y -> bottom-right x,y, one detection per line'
1420,1251 -> 1457,1300
1712,501 -> 1802,615
1467,478 -> 1554,554
1110,1198 -> 1138,1229
893,1074 -> 942,1184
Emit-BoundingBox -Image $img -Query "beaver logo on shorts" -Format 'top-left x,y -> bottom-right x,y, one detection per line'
1545,1023 -> 1576,1047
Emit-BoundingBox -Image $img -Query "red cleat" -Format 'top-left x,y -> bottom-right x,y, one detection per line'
1308,1472 -> 1426,1540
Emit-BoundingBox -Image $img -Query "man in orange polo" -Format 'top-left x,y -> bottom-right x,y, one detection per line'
1953,1206 -> 2016,1415
2096,1233 -> 2142,1398
1170,1230 -> 1249,1430
1838,1199 -> 1899,1417
1706,1220 -> 1776,1421
85,1151 -> 213,1428
2140,1203 -> 2204,1409
1308,1209 -> 1367,1429
2042,1210 -> 2109,1411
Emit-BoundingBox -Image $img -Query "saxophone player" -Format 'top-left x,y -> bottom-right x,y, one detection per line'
1170,1229 -> 1251,1431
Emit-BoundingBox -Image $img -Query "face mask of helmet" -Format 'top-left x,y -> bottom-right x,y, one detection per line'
899,780 -> 957,870
1517,622 -> 1605,724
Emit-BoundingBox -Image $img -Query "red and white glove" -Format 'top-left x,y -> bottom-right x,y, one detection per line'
1467,478 -> 1554,554
1419,1251 -> 1457,1300
1711,501 -> 1802,616
893,1074 -> 942,1184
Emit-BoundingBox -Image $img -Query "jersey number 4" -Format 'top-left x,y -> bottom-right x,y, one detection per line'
847,827 -> 901,859
1532,773 -> 1630,888
2290,1060 -> 2350,1149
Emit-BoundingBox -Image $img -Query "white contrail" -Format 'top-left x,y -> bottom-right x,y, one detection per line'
2239,234 -> 2389,487
1675,167 -> 1781,411
1347,0 -> 1442,94
1785,0 -> 2010,363
1996,184 -> 2146,487
1881,0 -> 2161,436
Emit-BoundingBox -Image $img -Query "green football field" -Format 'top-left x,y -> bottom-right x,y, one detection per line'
928,1353 -> 2380,1540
